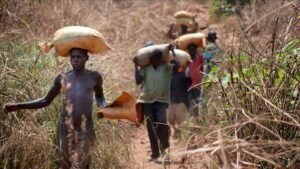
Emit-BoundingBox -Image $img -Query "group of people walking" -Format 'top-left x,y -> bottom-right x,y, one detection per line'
3,10 -> 221,169
135,11 -> 221,162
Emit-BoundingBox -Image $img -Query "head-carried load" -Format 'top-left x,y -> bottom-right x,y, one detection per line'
40,26 -> 112,57
134,44 -> 174,67
175,32 -> 206,51
174,10 -> 196,28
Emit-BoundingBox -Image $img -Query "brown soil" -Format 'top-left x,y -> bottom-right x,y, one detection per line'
129,123 -> 208,169
110,1 -> 212,168
1,1 -> 214,168
131,125 -> 182,169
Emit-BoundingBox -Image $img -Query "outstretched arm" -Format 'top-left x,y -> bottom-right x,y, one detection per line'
94,72 -> 106,108
4,74 -> 62,112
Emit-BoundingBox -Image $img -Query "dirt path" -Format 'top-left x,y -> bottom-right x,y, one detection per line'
94,1 -> 212,168
131,125 -> 185,169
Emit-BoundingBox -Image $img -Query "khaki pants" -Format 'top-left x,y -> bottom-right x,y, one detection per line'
167,103 -> 188,138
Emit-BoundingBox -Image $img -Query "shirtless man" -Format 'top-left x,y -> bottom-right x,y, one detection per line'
4,48 -> 106,169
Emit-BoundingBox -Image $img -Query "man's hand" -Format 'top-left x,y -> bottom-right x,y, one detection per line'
167,44 -> 175,51
97,112 -> 104,119
132,57 -> 139,66
4,103 -> 18,113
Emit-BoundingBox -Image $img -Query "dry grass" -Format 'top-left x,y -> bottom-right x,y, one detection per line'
2,0 -> 299,168
0,39 -> 132,168
175,1 -> 300,168
0,0 -> 211,168
0,0 -> 211,94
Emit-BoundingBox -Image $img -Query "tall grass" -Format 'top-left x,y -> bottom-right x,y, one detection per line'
0,0 -> 211,168
0,0 -> 138,167
0,40 -> 131,168
179,1 -> 300,168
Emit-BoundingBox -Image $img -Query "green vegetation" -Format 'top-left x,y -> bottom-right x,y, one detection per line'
209,0 -> 251,21
186,10 -> 300,168
1,0 -> 299,168
0,40 -> 130,169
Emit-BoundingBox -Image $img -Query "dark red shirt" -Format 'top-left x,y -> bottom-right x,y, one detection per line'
189,55 -> 204,89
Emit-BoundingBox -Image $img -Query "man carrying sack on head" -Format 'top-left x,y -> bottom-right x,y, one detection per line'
4,26 -> 111,169
175,33 -> 206,118
186,43 -> 204,118
133,44 -> 179,162
167,10 -> 198,39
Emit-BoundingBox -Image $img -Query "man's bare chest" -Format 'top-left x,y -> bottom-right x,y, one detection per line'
64,74 -> 96,96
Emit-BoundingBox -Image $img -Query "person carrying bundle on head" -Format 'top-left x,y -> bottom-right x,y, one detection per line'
168,49 -> 192,140
186,44 -> 204,118
133,44 -> 179,162
167,10 -> 198,39
4,26 -> 111,169
175,33 -> 206,118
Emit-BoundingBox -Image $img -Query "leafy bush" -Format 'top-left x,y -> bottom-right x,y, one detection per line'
209,0 -> 251,21
182,8 -> 300,169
